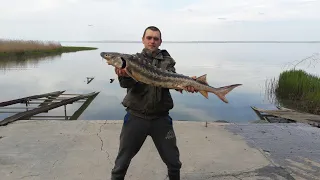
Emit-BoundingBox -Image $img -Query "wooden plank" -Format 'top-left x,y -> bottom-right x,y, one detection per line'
0,92 -> 97,126
0,91 -> 65,107
38,91 -> 65,107
257,109 -> 320,121
0,107 -> 36,109
251,106 -> 295,123
31,116 -> 71,118
68,92 -> 99,120
250,106 -> 267,121
253,107 -> 320,126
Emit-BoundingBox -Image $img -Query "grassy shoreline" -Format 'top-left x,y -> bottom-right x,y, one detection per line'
267,69 -> 320,115
0,39 -> 97,57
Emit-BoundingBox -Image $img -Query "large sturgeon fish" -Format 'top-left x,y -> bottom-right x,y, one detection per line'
100,52 -> 242,103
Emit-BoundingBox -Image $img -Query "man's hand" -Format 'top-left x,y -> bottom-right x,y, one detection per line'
115,67 -> 129,77
185,76 -> 198,93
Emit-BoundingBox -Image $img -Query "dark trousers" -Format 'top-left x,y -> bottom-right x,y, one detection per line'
111,112 -> 182,180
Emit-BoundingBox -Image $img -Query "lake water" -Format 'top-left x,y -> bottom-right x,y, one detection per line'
1,42 -> 320,122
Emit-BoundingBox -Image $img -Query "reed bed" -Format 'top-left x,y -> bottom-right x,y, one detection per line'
0,39 -> 62,52
0,39 -> 97,57
267,69 -> 320,115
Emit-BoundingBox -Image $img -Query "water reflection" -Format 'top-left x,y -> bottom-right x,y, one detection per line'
1,42 -> 320,122
0,54 -> 60,73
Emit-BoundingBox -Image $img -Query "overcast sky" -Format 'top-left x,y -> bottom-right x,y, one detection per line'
1,0 -> 320,41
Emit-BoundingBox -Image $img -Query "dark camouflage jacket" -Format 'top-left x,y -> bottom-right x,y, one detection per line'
118,48 -> 176,119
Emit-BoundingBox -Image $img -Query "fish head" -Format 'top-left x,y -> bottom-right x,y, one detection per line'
100,52 -> 125,69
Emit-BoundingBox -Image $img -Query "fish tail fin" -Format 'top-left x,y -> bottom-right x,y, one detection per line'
194,74 -> 241,102
208,84 -> 242,103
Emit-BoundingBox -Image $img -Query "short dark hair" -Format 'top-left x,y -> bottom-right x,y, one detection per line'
142,26 -> 162,40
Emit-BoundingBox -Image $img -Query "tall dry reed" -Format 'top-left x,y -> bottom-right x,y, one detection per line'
0,39 -> 62,53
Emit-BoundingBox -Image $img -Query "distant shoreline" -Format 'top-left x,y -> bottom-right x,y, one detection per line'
60,40 -> 320,44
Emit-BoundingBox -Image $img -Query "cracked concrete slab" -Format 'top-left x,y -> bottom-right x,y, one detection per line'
0,120 -> 318,180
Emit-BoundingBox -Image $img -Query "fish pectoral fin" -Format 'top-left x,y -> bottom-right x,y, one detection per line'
177,85 -> 188,91
125,68 -> 138,82
175,89 -> 183,94
199,90 -> 209,99
130,70 -> 144,82
196,74 -> 208,85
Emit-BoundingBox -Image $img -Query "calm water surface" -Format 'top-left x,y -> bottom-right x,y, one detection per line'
1,42 -> 319,122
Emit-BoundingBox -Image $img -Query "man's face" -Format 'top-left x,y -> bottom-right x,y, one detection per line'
142,29 -> 162,52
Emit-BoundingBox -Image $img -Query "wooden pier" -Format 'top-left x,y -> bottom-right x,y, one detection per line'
0,90 -> 99,126
251,106 -> 320,127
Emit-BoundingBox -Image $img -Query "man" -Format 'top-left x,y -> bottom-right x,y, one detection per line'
111,26 -> 196,180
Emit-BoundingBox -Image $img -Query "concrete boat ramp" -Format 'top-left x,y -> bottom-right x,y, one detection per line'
0,120 -> 319,180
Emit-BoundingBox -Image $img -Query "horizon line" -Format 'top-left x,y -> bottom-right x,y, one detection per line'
60,40 -> 320,43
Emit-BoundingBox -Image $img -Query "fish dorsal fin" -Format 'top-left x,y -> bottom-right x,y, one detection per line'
196,74 -> 208,85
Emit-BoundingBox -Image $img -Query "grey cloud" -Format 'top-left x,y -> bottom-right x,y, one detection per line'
1,0 -> 320,41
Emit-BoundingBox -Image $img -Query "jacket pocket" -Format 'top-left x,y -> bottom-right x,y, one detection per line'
161,89 -> 174,109
122,83 -> 150,111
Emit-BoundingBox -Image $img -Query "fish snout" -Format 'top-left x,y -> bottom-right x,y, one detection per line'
100,52 -> 111,65
100,52 -> 107,58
